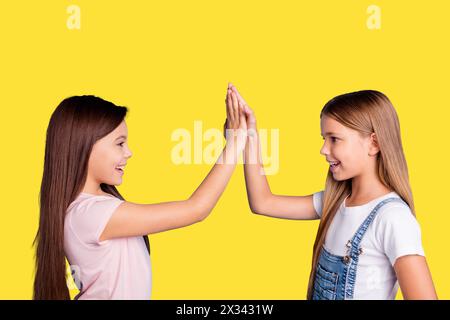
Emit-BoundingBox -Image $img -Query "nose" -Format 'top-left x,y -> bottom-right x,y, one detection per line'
125,147 -> 133,159
320,141 -> 329,156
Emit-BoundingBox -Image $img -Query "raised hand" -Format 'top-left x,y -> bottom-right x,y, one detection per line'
98,84 -> 254,244
224,83 -> 247,149
229,84 -> 257,136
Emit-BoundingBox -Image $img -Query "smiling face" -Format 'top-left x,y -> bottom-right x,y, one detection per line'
320,115 -> 377,181
86,120 -> 132,190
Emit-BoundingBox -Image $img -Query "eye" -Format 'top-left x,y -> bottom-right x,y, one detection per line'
118,142 -> 124,147
321,136 -> 338,142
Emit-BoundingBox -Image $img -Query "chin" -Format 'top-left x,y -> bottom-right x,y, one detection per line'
104,178 -> 123,186
331,172 -> 351,182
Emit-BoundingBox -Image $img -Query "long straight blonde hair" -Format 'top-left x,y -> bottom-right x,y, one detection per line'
306,90 -> 415,299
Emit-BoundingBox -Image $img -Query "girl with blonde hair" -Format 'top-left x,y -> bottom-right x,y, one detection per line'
229,84 -> 437,300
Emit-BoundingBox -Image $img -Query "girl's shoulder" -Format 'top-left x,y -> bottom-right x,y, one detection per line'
370,194 -> 424,264
65,192 -> 125,246
67,192 -> 121,214
371,195 -> 421,239
79,192 -> 117,198
375,194 -> 414,220
372,194 -> 415,224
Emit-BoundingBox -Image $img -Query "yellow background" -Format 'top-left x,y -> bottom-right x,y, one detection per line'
0,0 -> 448,299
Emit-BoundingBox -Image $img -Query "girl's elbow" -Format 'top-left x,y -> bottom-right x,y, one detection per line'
248,201 -> 265,215
196,207 -> 209,222
247,193 -> 272,215
188,199 -> 210,222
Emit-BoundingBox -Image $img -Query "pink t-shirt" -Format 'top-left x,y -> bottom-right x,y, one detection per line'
64,192 -> 152,300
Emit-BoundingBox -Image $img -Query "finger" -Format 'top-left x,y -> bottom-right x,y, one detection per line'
231,91 -> 239,126
231,85 -> 248,106
243,104 -> 256,125
239,102 -> 247,130
229,90 -> 237,124
227,90 -> 235,123
243,104 -> 252,117
225,93 -> 231,125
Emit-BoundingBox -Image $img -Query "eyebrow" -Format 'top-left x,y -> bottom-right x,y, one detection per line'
321,132 -> 340,137
115,135 -> 127,141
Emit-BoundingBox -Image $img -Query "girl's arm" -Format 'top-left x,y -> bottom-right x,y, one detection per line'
230,85 -> 318,220
99,89 -> 247,240
394,255 -> 438,299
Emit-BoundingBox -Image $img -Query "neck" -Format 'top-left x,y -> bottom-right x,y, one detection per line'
348,170 -> 392,206
82,177 -> 104,196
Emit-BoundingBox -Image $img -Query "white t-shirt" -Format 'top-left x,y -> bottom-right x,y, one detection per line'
64,192 -> 152,300
313,190 -> 425,300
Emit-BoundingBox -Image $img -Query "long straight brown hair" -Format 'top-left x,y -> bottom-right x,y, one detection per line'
306,90 -> 415,299
33,95 -> 150,300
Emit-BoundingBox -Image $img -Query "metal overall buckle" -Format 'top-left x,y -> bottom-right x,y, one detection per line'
343,240 -> 363,264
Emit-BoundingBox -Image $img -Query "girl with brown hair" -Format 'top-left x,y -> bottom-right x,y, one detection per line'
34,88 -> 246,299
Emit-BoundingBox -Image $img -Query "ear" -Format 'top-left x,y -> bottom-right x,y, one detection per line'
368,132 -> 380,156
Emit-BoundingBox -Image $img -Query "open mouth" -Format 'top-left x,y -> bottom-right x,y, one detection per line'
115,165 -> 125,174
329,161 -> 341,172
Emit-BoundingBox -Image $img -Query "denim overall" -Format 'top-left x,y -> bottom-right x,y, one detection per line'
312,197 -> 406,300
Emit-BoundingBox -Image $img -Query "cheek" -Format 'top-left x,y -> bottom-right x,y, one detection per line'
89,148 -> 119,176
344,145 -> 368,168
335,143 -> 365,165
331,143 -> 348,159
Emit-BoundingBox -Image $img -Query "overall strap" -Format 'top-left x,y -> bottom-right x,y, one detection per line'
347,197 -> 407,258
343,197 -> 407,299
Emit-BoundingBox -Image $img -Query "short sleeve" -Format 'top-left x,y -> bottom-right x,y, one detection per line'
69,196 -> 124,246
313,190 -> 324,218
375,204 -> 425,266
